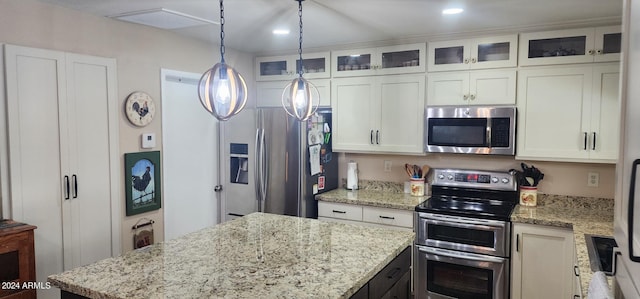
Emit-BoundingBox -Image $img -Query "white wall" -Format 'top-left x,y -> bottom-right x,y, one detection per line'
0,0 -> 255,252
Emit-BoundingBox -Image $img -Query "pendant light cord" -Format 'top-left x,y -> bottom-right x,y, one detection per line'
219,0 -> 226,63
297,0 -> 304,78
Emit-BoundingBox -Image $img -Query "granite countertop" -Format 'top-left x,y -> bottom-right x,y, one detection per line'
511,194 -> 614,298
48,212 -> 414,299
316,180 -> 427,210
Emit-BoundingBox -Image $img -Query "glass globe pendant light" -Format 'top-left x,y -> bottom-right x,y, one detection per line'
282,0 -> 319,121
198,0 -> 247,121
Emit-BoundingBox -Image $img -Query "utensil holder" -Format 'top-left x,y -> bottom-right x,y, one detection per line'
519,186 -> 538,206
410,178 -> 425,196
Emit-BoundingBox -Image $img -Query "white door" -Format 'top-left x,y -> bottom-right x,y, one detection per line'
161,69 -> 218,240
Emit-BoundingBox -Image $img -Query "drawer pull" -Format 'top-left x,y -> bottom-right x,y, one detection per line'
386,267 -> 401,279
379,215 -> 395,220
332,210 -> 346,214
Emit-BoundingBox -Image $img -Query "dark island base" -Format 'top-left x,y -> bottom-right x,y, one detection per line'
60,247 -> 411,299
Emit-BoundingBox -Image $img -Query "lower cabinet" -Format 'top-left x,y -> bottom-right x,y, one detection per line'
317,201 -> 413,231
351,247 -> 412,299
511,223 -> 577,299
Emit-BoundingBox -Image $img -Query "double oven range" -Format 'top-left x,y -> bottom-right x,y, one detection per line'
414,168 -> 518,299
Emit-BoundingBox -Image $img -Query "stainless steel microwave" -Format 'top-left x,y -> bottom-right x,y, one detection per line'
424,106 -> 516,155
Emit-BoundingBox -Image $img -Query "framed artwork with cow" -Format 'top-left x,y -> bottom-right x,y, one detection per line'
125,151 -> 161,216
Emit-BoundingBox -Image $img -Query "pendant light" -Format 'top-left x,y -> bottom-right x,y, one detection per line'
198,0 -> 248,121
282,0 -> 319,121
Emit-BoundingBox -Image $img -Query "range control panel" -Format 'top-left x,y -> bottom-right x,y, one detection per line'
431,168 -> 517,191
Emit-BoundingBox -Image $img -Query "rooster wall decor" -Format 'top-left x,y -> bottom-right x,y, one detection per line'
125,91 -> 156,127
125,151 -> 162,216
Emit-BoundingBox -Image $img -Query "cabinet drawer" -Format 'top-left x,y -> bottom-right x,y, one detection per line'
318,202 -> 363,221
362,206 -> 413,228
369,247 -> 411,297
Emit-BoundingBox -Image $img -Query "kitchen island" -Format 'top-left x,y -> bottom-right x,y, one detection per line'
47,212 -> 414,299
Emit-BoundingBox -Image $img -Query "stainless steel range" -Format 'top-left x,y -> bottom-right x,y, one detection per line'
414,168 -> 518,299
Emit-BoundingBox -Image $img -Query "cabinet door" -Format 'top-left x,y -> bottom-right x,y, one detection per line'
516,66 -> 592,161
256,79 -> 330,108
469,69 -> 517,105
588,64 -> 620,161
428,39 -> 469,72
332,48 -> 377,77
296,51 -> 331,79
594,26 -> 622,62
427,72 -> 469,106
519,28 -> 595,66
378,75 -> 425,153
511,223 -> 575,299
256,55 -> 293,81
377,43 -> 426,75
469,34 -> 518,69
5,45 -> 66,298
331,77 -> 378,152
64,53 -> 117,269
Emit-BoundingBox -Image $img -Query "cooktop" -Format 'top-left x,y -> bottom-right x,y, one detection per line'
415,168 -> 519,221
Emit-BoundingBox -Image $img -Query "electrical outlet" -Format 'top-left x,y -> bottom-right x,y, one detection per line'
384,160 -> 392,172
588,172 -> 599,187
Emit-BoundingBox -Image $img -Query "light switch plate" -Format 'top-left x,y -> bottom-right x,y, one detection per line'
142,133 -> 156,149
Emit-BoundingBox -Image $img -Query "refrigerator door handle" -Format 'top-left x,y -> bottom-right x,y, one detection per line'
260,128 -> 268,212
628,159 -> 640,262
255,128 -> 263,211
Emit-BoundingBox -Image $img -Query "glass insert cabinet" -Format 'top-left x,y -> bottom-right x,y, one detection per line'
331,43 -> 426,77
255,51 -> 330,81
427,35 -> 518,72
519,26 -> 621,65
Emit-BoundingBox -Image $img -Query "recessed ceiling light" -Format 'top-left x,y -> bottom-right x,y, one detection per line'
442,8 -> 464,15
273,29 -> 290,35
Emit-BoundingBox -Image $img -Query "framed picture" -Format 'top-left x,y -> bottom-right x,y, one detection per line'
125,151 -> 161,216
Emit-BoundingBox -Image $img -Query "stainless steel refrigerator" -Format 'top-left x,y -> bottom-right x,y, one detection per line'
225,107 -> 338,220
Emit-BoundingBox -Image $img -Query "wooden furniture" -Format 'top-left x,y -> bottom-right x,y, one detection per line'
0,221 -> 37,299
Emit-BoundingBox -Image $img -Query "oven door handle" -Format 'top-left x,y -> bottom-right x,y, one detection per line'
425,217 -> 504,232
418,246 -> 506,264
422,213 -> 506,228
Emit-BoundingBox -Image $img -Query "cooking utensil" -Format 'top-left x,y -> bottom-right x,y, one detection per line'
422,165 -> 430,178
414,165 -> 421,178
405,164 -> 414,178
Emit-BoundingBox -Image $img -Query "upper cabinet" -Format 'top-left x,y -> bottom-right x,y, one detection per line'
256,51 -> 330,81
427,35 -> 518,72
427,69 -> 517,106
519,26 -> 621,66
331,43 -> 426,77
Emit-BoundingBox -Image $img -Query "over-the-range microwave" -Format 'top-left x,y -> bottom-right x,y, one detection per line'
424,106 -> 516,155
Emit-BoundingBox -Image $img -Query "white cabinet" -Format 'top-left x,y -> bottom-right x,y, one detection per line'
331,43 -> 426,77
317,201 -> 413,230
516,63 -> 620,163
519,26 -> 621,66
256,79 -> 331,107
427,34 -> 518,72
331,74 -> 425,154
427,69 -> 516,106
255,51 -> 330,81
511,223 -> 575,299
4,45 -> 119,297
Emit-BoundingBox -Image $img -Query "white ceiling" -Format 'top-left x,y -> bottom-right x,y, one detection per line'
36,0 -> 623,55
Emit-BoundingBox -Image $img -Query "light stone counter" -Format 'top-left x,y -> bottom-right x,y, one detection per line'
511,194 -> 614,299
316,180 -> 426,210
48,212 -> 414,299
